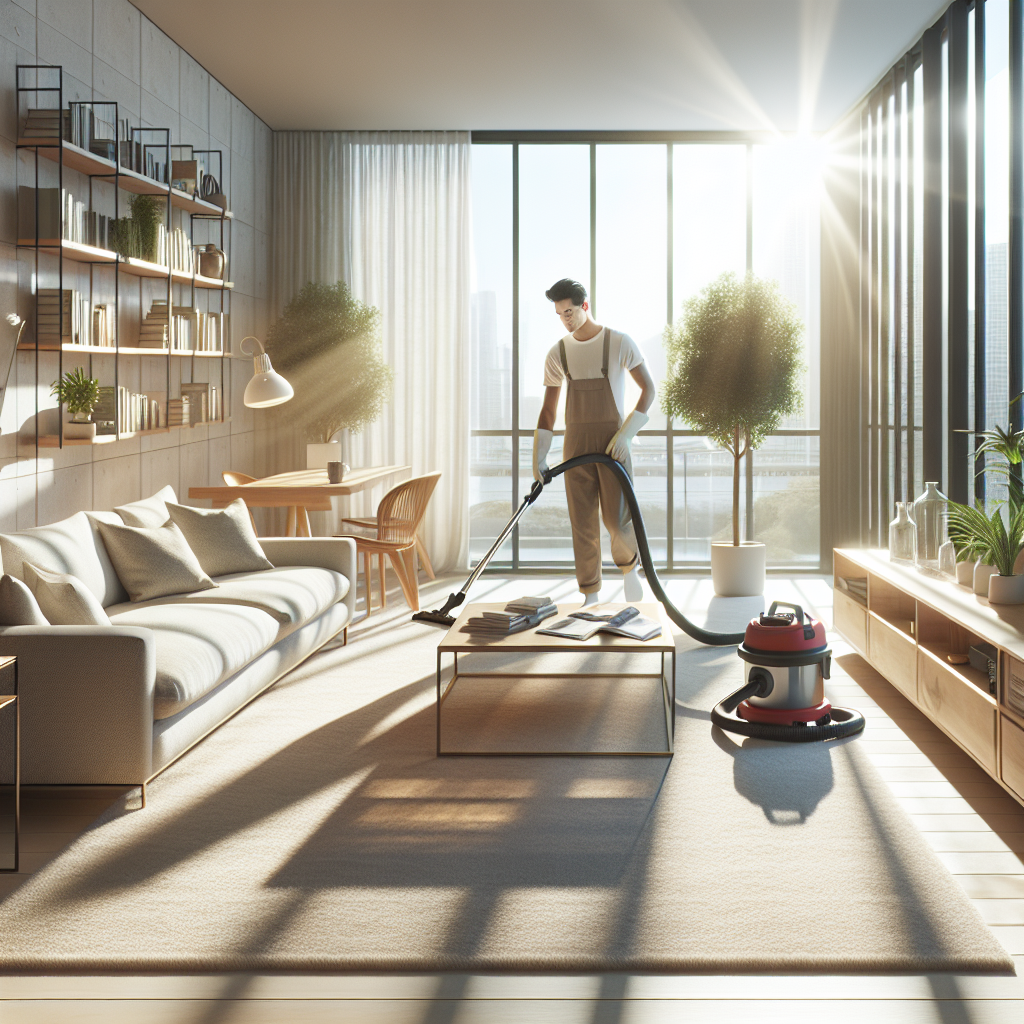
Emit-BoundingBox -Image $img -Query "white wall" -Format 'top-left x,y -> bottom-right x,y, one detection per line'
0,0 -> 272,528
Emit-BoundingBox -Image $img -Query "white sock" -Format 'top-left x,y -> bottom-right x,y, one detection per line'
623,566 -> 643,602
582,589 -> 602,606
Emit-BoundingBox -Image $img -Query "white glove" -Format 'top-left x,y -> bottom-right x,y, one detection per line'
605,411 -> 648,463
533,428 -> 553,482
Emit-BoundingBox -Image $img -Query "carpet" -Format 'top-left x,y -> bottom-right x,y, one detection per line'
0,587 -> 1013,973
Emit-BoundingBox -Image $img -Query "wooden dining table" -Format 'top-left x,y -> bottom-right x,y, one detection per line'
188,465 -> 412,536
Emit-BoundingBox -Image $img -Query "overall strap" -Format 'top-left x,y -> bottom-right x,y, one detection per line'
559,339 -> 572,380
602,329 -> 611,378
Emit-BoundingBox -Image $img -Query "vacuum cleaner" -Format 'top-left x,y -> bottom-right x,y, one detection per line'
711,601 -> 865,742
412,452 -> 864,742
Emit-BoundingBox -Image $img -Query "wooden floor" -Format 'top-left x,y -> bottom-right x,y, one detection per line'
1,575 -> 1022,1022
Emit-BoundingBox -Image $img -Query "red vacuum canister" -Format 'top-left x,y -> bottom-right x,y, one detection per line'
736,602 -> 833,727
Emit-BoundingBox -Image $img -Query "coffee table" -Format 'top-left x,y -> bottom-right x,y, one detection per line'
435,602 -> 676,757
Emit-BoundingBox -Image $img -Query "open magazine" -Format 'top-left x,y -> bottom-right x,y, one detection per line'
536,604 -> 662,642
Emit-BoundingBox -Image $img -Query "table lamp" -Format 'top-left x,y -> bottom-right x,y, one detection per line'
239,336 -> 294,408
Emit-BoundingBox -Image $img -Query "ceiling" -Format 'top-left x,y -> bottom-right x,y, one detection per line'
132,0 -> 948,133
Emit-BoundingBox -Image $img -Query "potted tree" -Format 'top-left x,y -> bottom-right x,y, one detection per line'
50,366 -> 100,439
266,282 -> 393,468
662,272 -> 804,596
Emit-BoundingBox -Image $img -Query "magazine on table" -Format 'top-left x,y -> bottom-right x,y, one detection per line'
536,604 -> 662,642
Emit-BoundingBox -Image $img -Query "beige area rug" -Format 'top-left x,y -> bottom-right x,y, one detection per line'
0,581 -> 1014,973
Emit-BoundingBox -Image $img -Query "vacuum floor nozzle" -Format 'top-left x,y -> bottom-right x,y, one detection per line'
411,609 -> 457,626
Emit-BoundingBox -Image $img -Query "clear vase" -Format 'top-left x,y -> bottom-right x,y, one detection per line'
938,539 -> 957,576
913,481 -> 948,568
889,502 -> 917,562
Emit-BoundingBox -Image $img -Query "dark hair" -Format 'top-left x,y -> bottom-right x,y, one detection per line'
545,278 -> 587,306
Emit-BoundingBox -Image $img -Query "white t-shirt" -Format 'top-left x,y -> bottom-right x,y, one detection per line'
543,327 -> 644,421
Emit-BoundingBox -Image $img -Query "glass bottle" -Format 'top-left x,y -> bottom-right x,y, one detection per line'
889,502 -> 917,562
938,538 -> 957,576
913,481 -> 948,568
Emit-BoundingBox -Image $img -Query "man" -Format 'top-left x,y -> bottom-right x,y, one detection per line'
532,278 -> 655,606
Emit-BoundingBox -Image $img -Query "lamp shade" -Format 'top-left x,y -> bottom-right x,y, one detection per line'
240,337 -> 294,408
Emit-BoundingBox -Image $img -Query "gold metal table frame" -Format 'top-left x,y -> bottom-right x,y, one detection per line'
435,603 -> 676,757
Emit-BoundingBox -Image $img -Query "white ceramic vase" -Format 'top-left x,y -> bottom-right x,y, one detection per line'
987,573 -> 1024,605
306,442 -> 341,469
974,561 -> 999,597
955,560 -> 975,587
710,542 -> 766,597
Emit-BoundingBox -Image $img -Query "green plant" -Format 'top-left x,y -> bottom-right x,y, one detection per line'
110,193 -> 163,262
50,366 -> 99,418
946,501 -> 1024,576
661,272 -> 805,546
265,281 -> 393,443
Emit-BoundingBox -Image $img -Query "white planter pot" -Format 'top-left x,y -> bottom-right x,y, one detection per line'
955,560 -> 975,587
306,442 -> 341,470
64,420 -> 96,440
711,542 -> 766,597
974,561 -> 998,597
987,573 -> 1024,605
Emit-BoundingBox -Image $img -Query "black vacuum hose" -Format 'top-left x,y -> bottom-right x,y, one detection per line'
545,454 -> 746,646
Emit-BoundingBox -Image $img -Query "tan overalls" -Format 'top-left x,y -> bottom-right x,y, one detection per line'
559,328 -> 639,595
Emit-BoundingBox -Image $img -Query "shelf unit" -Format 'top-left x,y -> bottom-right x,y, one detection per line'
834,547 -> 1024,805
15,65 -> 233,447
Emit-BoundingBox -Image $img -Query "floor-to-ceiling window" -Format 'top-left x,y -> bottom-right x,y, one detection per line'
470,135 -> 822,572
858,0 -> 1016,539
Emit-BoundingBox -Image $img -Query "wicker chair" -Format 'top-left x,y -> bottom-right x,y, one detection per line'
338,471 -> 441,613
221,471 -> 330,537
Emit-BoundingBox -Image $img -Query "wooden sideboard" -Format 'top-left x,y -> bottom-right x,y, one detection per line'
833,548 -> 1024,807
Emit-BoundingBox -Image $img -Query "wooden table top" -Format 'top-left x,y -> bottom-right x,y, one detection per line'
188,465 -> 411,504
439,602 -> 676,654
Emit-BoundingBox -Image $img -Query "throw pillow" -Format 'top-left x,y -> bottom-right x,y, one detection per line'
97,521 -> 217,603
165,499 -> 273,578
114,484 -> 178,528
23,563 -> 111,626
0,573 -> 49,626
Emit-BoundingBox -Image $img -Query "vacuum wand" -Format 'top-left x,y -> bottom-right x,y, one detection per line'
413,455 -> 744,646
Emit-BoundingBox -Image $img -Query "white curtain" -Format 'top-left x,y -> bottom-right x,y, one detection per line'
271,131 -> 471,572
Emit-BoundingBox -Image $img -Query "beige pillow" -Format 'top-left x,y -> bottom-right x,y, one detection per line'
166,499 -> 273,578
114,484 -> 178,528
23,564 -> 111,626
0,573 -> 49,626
97,521 -> 217,603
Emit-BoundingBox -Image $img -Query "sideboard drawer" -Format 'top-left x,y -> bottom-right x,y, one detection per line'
1002,715 -> 1024,802
919,646 -> 997,774
834,589 -> 867,653
868,612 -> 917,701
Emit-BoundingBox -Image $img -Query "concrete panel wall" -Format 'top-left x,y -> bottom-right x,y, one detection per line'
0,0 -> 271,530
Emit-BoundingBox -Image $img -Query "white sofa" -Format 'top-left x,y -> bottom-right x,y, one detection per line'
0,503 -> 356,789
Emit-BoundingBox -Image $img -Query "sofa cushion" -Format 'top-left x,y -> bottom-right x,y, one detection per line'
114,485 -> 177,528
0,511 -> 128,607
98,521 -> 217,602
24,563 -> 112,626
105,566 -> 349,633
166,499 -> 274,577
107,602 -> 282,719
0,573 -> 48,626
104,565 -> 350,719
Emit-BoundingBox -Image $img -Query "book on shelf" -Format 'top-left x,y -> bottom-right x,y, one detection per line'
166,397 -> 190,427
19,186 -> 110,250
180,383 -> 210,424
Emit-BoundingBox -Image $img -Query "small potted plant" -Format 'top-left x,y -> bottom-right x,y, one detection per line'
662,272 -> 804,596
946,502 -> 1024,604
51,367 -> 100,439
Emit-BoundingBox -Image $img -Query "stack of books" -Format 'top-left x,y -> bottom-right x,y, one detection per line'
461,595 -> 558,637
180,383 -> 209,424
35,289 -> 89,346
836,576 -> 867,605
21,108 -> 60,140
167,397 -> 190,428
138,301 -> 169,349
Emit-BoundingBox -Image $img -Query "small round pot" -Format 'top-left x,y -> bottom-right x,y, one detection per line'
710,542 -> 766,597
987,573 -> 1024,605
974,561 -> 999,597
955,559 -> 975,586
